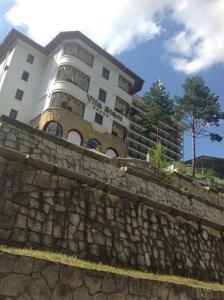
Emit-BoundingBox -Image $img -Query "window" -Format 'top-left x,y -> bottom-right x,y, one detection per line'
87,139 -> 101,150
115,96 -> 130,117
105,148 -> 118,158
102,67 -> 109,80
44,121 -> 62,137
56,65 -> 90,92
78,47 -> 93,67
112,121 -> 127,140
21,71 -> 30,82
95,113 -> 103,125
51,92 -> 85,118
98,88 -> 107,103
9,109 -> 18,120
67,130 -> 83,146
26,54 -> 34,64
63,43 -> 94,67
15,89 -> 24,101
118,75 -> 132,93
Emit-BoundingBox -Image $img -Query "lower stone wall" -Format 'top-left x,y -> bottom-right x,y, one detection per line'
1,155 -> 224,283
0,251 -> 223,300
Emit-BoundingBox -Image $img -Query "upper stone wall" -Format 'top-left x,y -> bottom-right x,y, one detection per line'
0,116 -> 224,229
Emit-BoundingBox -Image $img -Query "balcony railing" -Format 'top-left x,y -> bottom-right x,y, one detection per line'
50,92 -> 85,118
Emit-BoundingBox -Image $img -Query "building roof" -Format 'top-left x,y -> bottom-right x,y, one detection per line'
184,155 -> 224,164
0,28 -> 144,94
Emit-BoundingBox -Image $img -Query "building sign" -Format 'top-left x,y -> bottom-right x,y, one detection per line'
87,94 -> 122,122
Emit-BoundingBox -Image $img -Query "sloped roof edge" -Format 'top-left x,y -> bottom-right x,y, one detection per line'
0,28 -> 144,94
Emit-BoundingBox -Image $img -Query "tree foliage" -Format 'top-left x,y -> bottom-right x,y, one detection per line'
140,80 -> 174,141
175,76 -> 224,176
147,142 -> 168,170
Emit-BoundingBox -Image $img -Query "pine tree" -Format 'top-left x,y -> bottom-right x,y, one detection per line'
175,76 -> 224,177
140,80 -> 174,142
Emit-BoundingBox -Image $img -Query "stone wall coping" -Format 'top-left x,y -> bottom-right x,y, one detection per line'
126,166 -> 224,212
0,145 -> 224,231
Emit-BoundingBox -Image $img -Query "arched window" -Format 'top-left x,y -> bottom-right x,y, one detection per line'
105,148 -> 118,158
44,121 -> 62,138
67,130 -> 83,146
87,138 -> 101,150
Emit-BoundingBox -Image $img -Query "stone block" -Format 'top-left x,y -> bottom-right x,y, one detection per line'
0,274 -> 31,297
42,264 -> 59,289
0,253 -> 17,273
28,278 -> 51,300
4,201 -> 19,215
14,256 -> 33,274
102,274 -> 116,293
15,213 -> 27,229
29,232 -> 40,244
12,228 -> 27,243
50,282 -> 73,300
42,221 -> 53,235
28,219 -> 42,233
0,228 -> 11,240
84,275 -> 102,295
69,214 -> 80,226
60,267 -> 82,289
53,225 -> 62,239
22,170 -> 35,185
33,173 -> 51,188
73,286 -> 91,300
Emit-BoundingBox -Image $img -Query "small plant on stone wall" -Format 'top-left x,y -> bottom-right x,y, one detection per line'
147,143 -> 169,174
180,186 -> 189,195
95,145 -> 103,153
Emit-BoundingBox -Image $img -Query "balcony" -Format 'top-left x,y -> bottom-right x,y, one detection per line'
50,92 -> 85,118
112,121 -> 127,141
115,96 -> 131,119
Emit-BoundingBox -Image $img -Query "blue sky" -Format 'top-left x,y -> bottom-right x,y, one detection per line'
0,0 -> 223,160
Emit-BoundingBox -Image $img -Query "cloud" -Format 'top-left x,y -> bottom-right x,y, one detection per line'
5,0 -> 167,54
4,0 -> 224,73
166,0 -> 224,74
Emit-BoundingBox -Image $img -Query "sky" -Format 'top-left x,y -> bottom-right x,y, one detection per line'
0,0 -> 223,160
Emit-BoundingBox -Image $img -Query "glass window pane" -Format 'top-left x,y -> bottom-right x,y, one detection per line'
44,121 -> 62,137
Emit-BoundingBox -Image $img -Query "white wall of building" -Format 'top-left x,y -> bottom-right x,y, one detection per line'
0,41 -> 46,123
0,36 -> 133,135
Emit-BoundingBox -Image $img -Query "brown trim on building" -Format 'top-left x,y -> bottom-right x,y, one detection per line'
0,29 -> 144,94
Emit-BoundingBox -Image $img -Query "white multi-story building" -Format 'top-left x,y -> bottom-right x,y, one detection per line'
0,29 -> 183,160
0,29 -> 144,157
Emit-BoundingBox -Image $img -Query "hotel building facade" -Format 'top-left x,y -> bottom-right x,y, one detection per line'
0,29 -> 183,160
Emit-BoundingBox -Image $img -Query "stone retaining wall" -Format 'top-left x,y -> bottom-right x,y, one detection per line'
0,116 -> 224,229
0,251 -> 224,300
1,116 -> 224,283
0,153 -> 224,282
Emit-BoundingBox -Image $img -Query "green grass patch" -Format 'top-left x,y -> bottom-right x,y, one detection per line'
1,245 -> 224,291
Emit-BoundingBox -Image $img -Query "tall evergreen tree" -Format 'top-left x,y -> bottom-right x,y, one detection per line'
175,76 -> 224,177
140,80 -> 174,142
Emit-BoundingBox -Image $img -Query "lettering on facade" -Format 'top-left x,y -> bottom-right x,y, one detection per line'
87,94 -> 122,122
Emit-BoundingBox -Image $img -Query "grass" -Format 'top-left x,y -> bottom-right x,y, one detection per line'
0,245 -> 224,291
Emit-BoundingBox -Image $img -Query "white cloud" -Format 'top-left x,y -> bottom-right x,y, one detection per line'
167,0 -> 224,74
4,0 -> 224,73
5,0 -> 167,54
